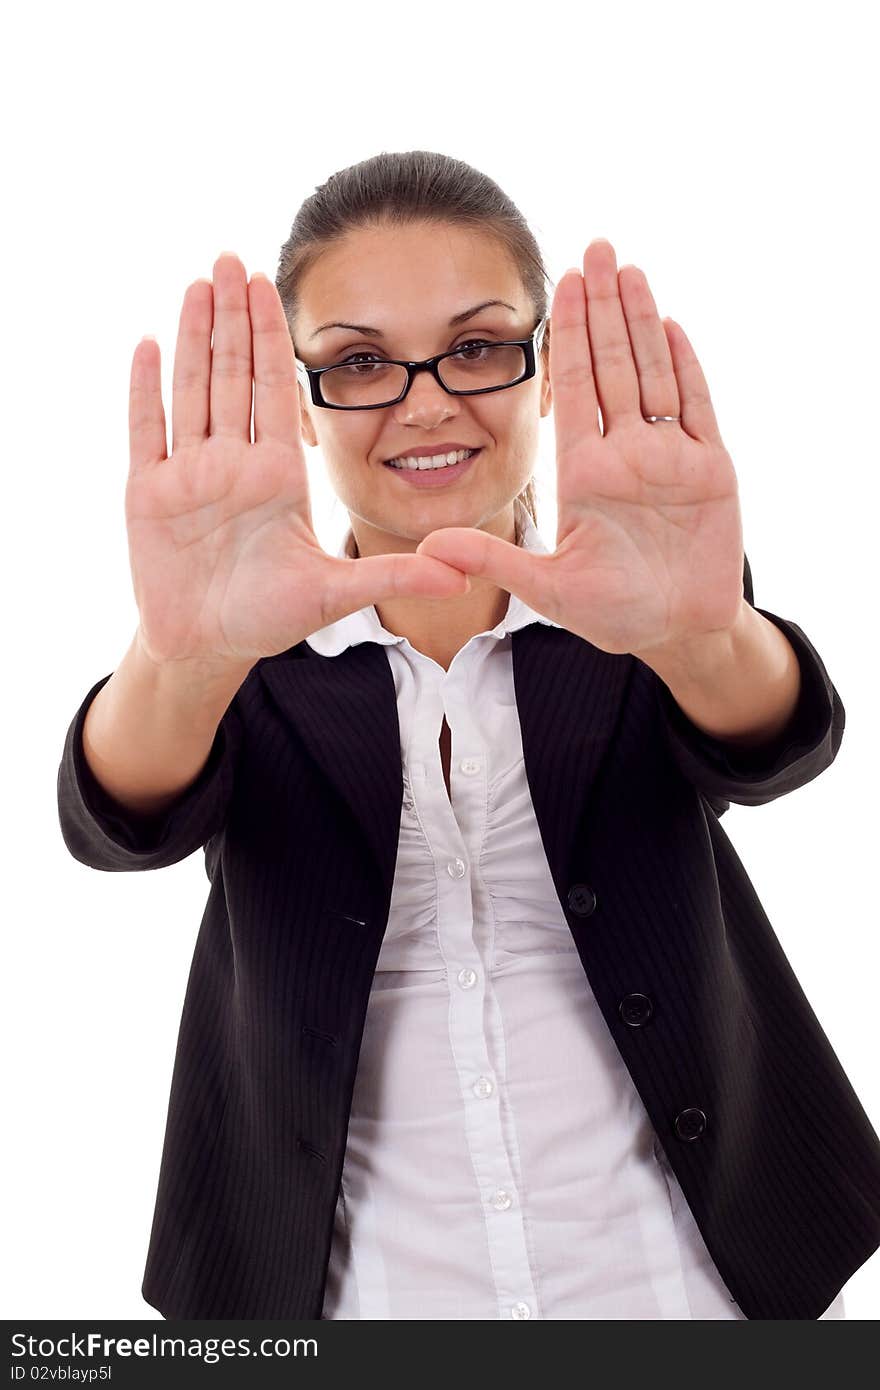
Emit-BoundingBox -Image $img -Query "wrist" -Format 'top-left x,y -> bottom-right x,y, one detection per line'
634,600 -> 753,692
130,628 -> 253,717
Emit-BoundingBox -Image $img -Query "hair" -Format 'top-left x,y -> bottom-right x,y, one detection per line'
275,149 -> 554,528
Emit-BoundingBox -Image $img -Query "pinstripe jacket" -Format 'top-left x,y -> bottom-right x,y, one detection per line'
56,554 -> 880,1319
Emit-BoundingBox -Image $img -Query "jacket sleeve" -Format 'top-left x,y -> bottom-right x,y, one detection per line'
653,551 -> 846,812
57,670 -> 244,872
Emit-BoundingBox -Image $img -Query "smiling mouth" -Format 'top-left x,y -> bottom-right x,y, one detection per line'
384,447 -> 481,471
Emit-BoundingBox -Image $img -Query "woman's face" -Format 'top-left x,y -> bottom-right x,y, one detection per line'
293,220 -> 552,554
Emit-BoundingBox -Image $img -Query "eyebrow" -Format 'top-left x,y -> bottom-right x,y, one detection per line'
308,299 -> 519,339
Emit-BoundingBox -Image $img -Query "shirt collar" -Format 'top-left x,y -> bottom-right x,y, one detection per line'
305,496 -> 561,657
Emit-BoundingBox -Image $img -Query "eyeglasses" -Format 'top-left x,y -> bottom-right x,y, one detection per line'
294,316 -> 548,410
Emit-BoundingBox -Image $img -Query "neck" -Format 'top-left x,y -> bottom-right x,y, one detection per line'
376,574 -> 513,671
353,506 -> 521,670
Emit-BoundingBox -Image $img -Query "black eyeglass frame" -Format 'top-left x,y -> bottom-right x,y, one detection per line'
293,316 -> 548,410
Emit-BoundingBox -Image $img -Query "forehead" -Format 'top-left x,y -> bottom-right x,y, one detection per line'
296,222 -> 526,330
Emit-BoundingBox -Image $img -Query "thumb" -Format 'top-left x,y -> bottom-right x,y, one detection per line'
416,527 -> 545,608
335,551 -> 473,618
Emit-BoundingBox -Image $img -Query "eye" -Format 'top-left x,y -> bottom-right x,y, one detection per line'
335,335 -> 498,367
337,351 -> 383,366
451,337 -> 495,357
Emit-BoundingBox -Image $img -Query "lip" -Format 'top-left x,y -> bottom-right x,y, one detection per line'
384,442 -> 480,461
383,448 -> 481,488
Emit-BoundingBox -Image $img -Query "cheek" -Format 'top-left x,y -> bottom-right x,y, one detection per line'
501,401 -> 540,455
319,423 -> 376,470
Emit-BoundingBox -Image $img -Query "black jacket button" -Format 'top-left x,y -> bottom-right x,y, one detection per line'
567,883 -> 598,916
619,993 -> 653,1026
674,1108 -> 707,1141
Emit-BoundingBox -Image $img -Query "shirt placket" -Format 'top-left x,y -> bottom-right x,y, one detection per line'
410,644 -> 541,1321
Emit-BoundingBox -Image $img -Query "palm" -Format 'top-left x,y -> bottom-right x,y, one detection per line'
127,432 -> 326,663
127,256 -> 471,668
549,417 -> 743,656
416,239 -> 746,660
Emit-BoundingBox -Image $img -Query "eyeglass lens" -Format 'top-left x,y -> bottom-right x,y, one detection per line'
319,342 -> 528,408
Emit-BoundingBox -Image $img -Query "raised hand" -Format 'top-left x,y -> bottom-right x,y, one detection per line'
415,238 -> 746,662
125,253 -> 469,670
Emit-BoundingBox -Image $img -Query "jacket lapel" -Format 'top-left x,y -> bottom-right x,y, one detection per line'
511,624 -> 634,896
258,627 -> 633,916
258,643 -> 406,899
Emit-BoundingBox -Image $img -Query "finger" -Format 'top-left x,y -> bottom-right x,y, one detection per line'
662,318 -> 723,443
209,252 -> 253,440
415,527 -> 552,615
171,278 -> 212,450
249,272 -> 301,448
129,336 -> 168,471
329,551 -> 472,619
583,239 -> 641,427
617,265 -> 680,420
548,269 -> 601,462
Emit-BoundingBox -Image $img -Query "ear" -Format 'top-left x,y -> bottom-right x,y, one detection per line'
539,348 -> 552,418
299,383 -> 318,448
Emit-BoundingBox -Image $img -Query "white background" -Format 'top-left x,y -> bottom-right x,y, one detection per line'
4,0 -> 878,1320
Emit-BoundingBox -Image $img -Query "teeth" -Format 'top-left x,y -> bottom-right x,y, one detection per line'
387,448 -> 475,470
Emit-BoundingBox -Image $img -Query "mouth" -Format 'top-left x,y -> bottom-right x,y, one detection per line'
382,447 -> 481,488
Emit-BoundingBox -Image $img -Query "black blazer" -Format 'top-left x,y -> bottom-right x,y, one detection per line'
57,555 -> 880,1319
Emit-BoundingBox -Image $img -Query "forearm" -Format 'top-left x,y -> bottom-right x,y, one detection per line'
82,629 -> 253,817
637,600 -> 802,750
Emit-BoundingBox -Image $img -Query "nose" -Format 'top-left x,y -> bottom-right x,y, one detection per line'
393,367 -> 459,426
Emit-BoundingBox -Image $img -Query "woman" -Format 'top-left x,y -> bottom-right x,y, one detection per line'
57,150 -> 880,1319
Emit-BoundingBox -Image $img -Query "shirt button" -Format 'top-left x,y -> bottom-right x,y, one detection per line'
457,967 -> 477,990
511,1301 -> 531,1319
460,758 -> 481,775
473,1075 -> 494,1098
447,858 -> 466,878
491,1189 -> 513,1211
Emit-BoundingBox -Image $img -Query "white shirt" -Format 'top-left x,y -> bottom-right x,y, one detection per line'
308,498 -> 845,1321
